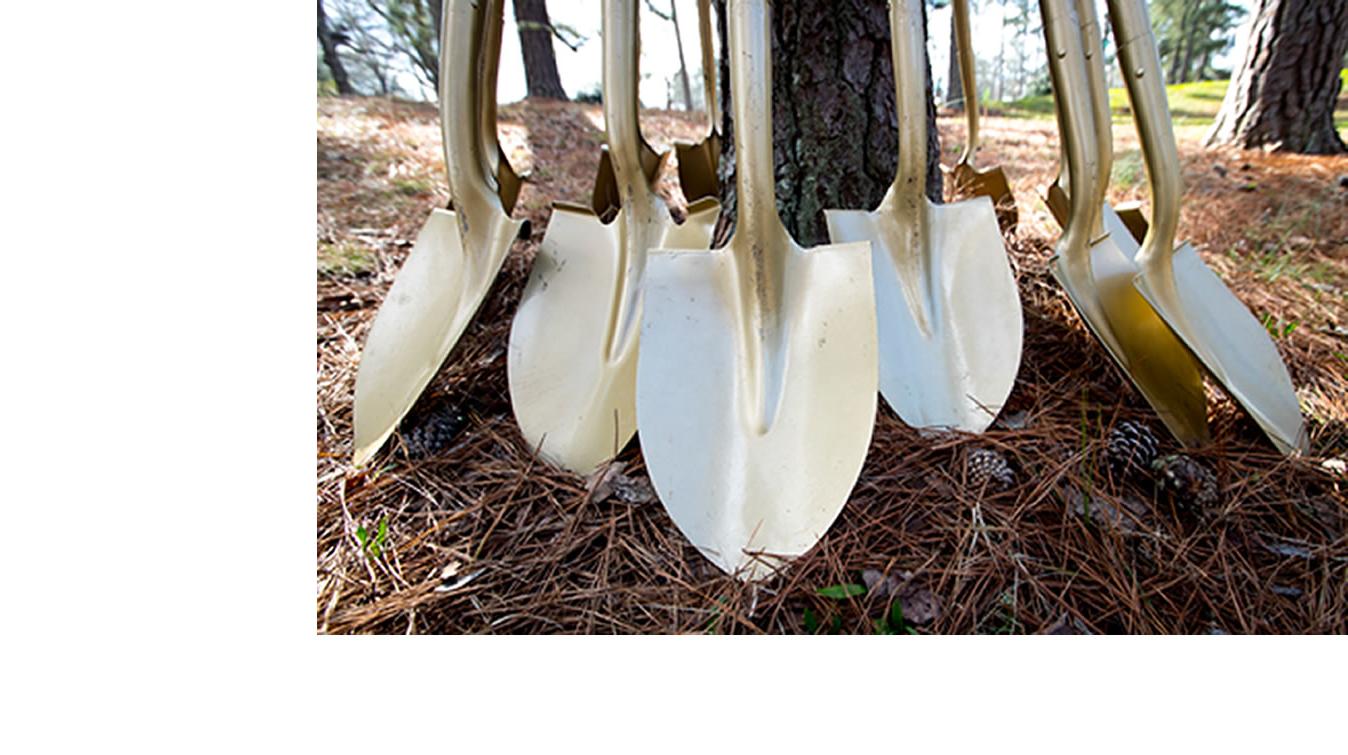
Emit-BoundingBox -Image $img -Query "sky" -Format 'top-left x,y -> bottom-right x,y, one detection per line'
405,0 -> 1255,106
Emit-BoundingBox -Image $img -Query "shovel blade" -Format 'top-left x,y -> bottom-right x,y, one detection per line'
826,197 -> 1022,432
353,208 -> 520,466
1136,245 -> 1307,455
637,242 -> 877,580
1053,234 -> 1210,447
674,133 -> 722,205
948,162 -> 1018,231
509,200 -> 719,474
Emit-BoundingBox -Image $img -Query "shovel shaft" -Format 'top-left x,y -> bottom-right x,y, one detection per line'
888,0 -> 930,204
952,0 -> 979,165
440,0 -> 497,220
1041,0 -> 1097,268
477,0 -> 504,186
1075,0 -> 1111,237
726,0 -> 783,243
602,0 -> 649,194
1107,0 -> 1181,272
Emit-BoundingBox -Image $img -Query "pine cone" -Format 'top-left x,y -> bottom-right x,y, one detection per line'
1105,420 -> 1159,478
967,448 -> 1015,491
1151,454 -> 1218,513
403,409 -> 467,458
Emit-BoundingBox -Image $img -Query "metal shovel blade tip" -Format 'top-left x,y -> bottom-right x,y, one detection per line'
1051,234 -> 1210,447
636,239 -> 878,581
353,208 -> 523,466
826,195 -> 1023,433
1135,245 -> 1308,454
508,197 -> 719,474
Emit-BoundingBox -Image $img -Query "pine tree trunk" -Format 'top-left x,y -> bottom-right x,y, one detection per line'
712,0 -> 942,247
946,14 -> 964,109
669,0 -> 695,109
512,0 -> 568,99
318,0 -> 355,95
1205,0 -> 1348,154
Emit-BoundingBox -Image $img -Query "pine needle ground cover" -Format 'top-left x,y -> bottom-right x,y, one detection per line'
317,96 -> 1347,634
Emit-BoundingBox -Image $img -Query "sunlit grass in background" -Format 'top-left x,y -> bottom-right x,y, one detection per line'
995,70 -> 1348,135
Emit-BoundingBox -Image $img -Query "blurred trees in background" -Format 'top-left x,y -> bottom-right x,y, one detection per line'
1206,0 -> 1348,154
1152,0 -> 1245,83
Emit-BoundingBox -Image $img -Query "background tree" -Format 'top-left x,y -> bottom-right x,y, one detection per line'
646,0 -> 694,110
1205,0 -> 1348,154
513,0 -> 568,99
318,0 -> 356,95
712,0 -> 941,247
1151,0 -> 1244,83
367,0 -> 441,89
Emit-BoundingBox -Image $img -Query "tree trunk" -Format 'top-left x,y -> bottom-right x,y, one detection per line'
669,1 -> 695,109
512,0 -> 568,99
946,13 -> 964,109
713,0 -> 942,247
318,0 -> 355,95
1205,0 -> 1348,154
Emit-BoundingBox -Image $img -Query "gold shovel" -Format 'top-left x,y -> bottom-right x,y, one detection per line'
944,0 -> 1018,230
353,0 -> 525,467
507,0 -> 720,474
1043,0 -> 1146,243
826,0 -> 1022,433
674,0 -> 722,204
636,0 -> 878,580
1107,0 -> 1307,455
1040,0 -> 1208,447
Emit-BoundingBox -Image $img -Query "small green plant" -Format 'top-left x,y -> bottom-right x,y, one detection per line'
1260,313 -> 1299,339
318,241 -> 376,276
392,177 -> 434,196
874,600 -> 918,635
356,517 -> 388,560
801,607 -> 843,634
816,583 -> 866,599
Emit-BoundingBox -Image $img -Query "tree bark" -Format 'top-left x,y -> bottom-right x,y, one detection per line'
318,0 -> 356,95
712,0 -> 942,247
1205,0 -> 1348,154
512,0 -> 568,99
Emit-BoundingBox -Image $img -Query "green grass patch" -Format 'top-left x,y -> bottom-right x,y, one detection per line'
392,176 -> 435,196
1111,148 -> 1143,188
998,70 -> 1347,137
318,240 -> 376,276
996,79 -> 1228,126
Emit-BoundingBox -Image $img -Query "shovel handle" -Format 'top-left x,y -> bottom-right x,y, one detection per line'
478,0 -> 503,185
1041,0 -> 1098,265
1106,0 -> 1181,271
952,0 -> 979,166
602,0 -> 654,199
439,0 -> 496,215
1075,0 -> 1111,237
888,0 -> 930,204
697,0 -> 719,136
726,0 -> 784,241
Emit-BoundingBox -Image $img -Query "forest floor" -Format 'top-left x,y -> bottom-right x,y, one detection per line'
317,95 -> 1347,634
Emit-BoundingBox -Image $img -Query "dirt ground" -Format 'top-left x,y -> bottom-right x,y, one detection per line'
317,96 -> 1347,634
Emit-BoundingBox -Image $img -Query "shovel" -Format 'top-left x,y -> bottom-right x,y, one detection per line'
636,0 -> 878,580
1042,0 -> 1146,244
1040,0 -> 1208,447
353,0 -> 525,467
674,0 -> 722,204
1107,0 -> 1307,454
944,0 -> 1017,230
508,0 -> 720,474
826,0 -> 1021,433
